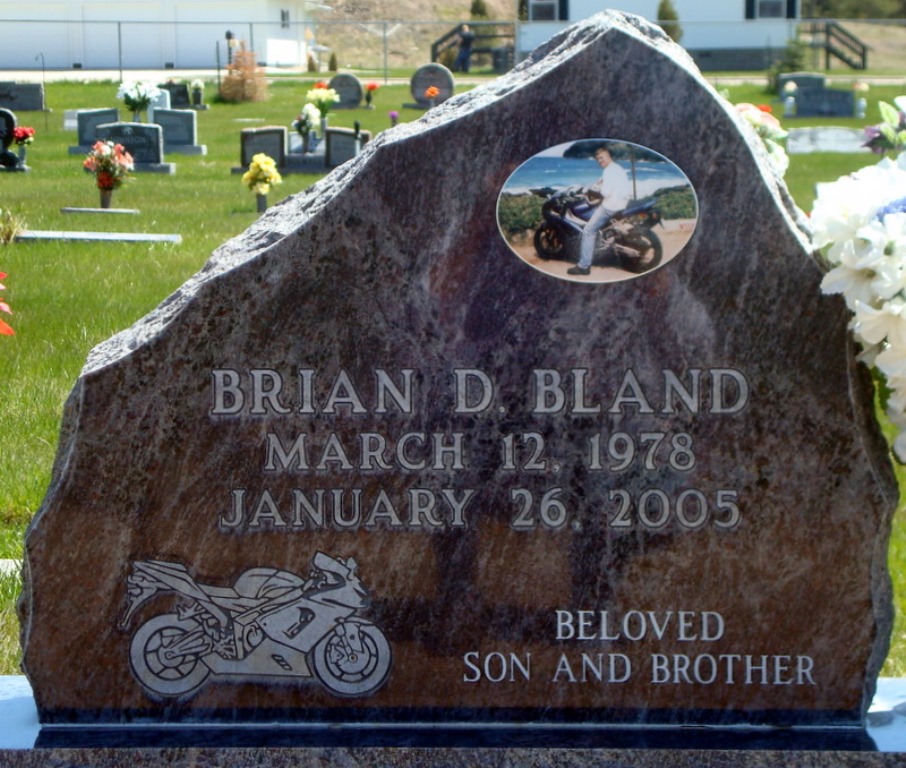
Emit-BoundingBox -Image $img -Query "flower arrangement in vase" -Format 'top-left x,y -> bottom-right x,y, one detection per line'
242,153 -> 282,212
292,103 -> 321,152
424,85 -> 440,108
12,126 -> 35,166
116,81 -> 162,121
305,83 -> 340,132
82,140 -> 134,208
365,82 -> 380,109
735,102 -> 789,175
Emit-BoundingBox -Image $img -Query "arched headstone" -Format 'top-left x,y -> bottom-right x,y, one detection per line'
410,64 -> 455,107
0,108 -> 19,169
328,74 -> 363,109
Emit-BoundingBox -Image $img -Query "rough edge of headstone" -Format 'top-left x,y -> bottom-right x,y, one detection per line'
86,11 -> 813,373
21,10 -> 896,728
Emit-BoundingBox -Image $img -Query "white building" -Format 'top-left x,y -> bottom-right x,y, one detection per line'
0,0 -> 320,70
518,0 -> 800,70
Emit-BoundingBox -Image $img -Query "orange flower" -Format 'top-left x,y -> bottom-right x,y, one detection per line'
757,104 -> 773,113
425,86 -> 440,99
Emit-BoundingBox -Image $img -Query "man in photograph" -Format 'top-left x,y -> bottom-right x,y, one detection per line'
568,145 -> 633,276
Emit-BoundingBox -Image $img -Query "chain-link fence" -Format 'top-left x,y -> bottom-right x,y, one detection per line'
0,19 -> 515,80
2,17 -> 903,78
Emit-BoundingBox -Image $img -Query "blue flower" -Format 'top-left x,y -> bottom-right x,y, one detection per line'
876,197 -> 906,220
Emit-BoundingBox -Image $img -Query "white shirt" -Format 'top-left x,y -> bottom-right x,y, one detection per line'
594,161 -> 632,211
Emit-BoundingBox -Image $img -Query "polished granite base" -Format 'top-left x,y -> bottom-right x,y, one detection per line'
2,676 -> 906,764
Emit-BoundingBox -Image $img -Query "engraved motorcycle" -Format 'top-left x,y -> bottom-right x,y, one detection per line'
531,186 -> 664,274
120,551 -> 392,700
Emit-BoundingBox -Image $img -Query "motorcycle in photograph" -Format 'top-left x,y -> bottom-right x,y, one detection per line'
532,186 -> 664,274
120,551 -> 392,700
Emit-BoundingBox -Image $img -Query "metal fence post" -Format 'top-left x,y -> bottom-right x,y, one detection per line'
118,21 -> 123,81
383,21 -> 389,84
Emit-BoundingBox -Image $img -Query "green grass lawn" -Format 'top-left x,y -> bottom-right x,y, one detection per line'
2,72 -> 906,676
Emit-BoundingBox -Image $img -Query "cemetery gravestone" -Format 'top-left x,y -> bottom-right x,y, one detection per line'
796,89 -> 856,119
328,73 -> 364,109
20,10 -> 897,737
95,122 -> 174,174
787,127 -> 867,154
160,82 -> 192,109
153,108 -> 207,155
69,108 -> 120,154
0,82 -> 45,111
325,126 -> 371,167
776,72 -> 826,95
409,63 -> 455,107
0,108 -> 21,171
239,126 -> 287,169
147,89 -> 171,123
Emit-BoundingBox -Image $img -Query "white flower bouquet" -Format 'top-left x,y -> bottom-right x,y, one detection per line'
813,100 -> 906,459
116,81 -> 162,113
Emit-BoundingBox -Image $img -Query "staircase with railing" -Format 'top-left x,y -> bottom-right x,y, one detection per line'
801,20 -> 868,69
431,21 -> 516,73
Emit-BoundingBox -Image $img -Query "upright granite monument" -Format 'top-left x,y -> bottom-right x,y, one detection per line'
20,11 -> 897,733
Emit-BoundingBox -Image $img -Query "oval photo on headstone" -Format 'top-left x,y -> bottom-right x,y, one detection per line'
497,139 -> 698,283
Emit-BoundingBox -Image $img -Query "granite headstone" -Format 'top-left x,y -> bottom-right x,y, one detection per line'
20,11 -> 897,733
324,126 -> 371,167
410,63 -> 455,107
160,82 -> 192,109
69,108 -> 120,154
0,82 -> 45,111
153,108 -> 206,155
796,88 -> 856,118
328,73 -> 364,109
0,108 -> 21,170
776,72 -> 826,96
95,122 -> 174,173
239,126 -> 287,168
147,88 -> 171,123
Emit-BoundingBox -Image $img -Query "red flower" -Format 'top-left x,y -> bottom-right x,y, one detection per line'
315,80 -> 329,89
757,104 -> 773,113
365,82 -> 380,92
12,126 -> 35,145
96,170 -> 116,190
0,272 -> 13,336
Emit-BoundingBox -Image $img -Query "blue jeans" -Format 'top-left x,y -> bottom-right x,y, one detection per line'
578,204 -> 615,269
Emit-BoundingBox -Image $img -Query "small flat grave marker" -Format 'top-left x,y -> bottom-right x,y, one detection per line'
61,206 -> 140,215
17,230 -> 180,243
788,126 -> 868,154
